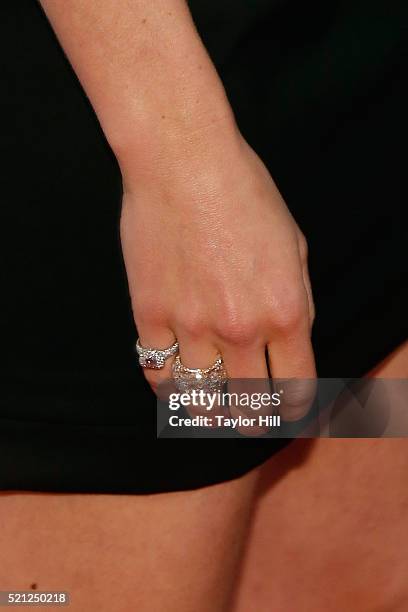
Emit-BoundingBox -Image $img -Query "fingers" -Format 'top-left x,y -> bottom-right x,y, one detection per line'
219,341 -> 268,379
173,331 -> 228,419
221,343 -> 273,436
267,325 -> 317,422
266,236 -> 317,422
176,332 -> 219,370
138,230 -> 316,432
139,292 -> 316,423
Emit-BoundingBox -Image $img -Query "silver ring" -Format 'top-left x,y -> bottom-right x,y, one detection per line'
136,338 -> 179,370
172,355 -> 228,392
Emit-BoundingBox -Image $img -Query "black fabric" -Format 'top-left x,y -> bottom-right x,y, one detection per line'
0,0 -> 407,493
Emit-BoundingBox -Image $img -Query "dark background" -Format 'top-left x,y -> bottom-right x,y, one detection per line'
0,0 -> 406,492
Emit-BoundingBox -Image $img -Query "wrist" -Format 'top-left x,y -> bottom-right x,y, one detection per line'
101,27 -> 240,191
116,97 -> 242,196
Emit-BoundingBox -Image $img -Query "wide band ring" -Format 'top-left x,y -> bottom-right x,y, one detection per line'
136,338 -> 179,370
172,355 -> 228,392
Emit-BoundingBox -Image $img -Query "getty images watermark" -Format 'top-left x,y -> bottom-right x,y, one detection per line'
157,378 -> 408,438
167,389 -> 282,429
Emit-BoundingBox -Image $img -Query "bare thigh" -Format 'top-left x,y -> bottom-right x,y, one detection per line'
0,469 -> 259,612
234,341 -> 408,612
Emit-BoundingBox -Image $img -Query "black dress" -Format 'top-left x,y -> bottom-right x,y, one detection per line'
0,0 -> 407,493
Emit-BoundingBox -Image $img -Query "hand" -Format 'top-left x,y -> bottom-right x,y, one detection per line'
120,121 -> 316,422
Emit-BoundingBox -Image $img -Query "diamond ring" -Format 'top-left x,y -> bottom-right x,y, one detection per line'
172,355 -> 228,392
136,338 -> 179,370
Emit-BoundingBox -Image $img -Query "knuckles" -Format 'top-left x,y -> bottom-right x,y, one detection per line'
214,314 -> 259,346
133,297 -> 169,329
135,287 -> 309,348
176,312 -> 208,339
176,300 -> 261,346
173,299 -> 212,339
266,287 -> 308,335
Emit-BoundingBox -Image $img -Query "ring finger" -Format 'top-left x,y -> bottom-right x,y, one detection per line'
136,324 -> 178,398
174,330 -> 223,418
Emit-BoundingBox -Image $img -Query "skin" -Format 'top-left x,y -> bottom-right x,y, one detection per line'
0,1 -> 404,610
5,2 -> 314,610
37,0 -> 316,390
0,470 -> 259,612
1,345 -> 407,612
234,341 -> 408,612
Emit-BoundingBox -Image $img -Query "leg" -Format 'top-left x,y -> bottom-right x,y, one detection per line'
234,341 -> 408,612
0,468 -> 259,612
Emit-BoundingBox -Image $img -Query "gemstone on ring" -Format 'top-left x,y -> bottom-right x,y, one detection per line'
136,338 -> 179,370
172,355 -> 228,392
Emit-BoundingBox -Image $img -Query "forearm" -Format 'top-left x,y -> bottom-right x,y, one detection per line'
38,0 -> 237,183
